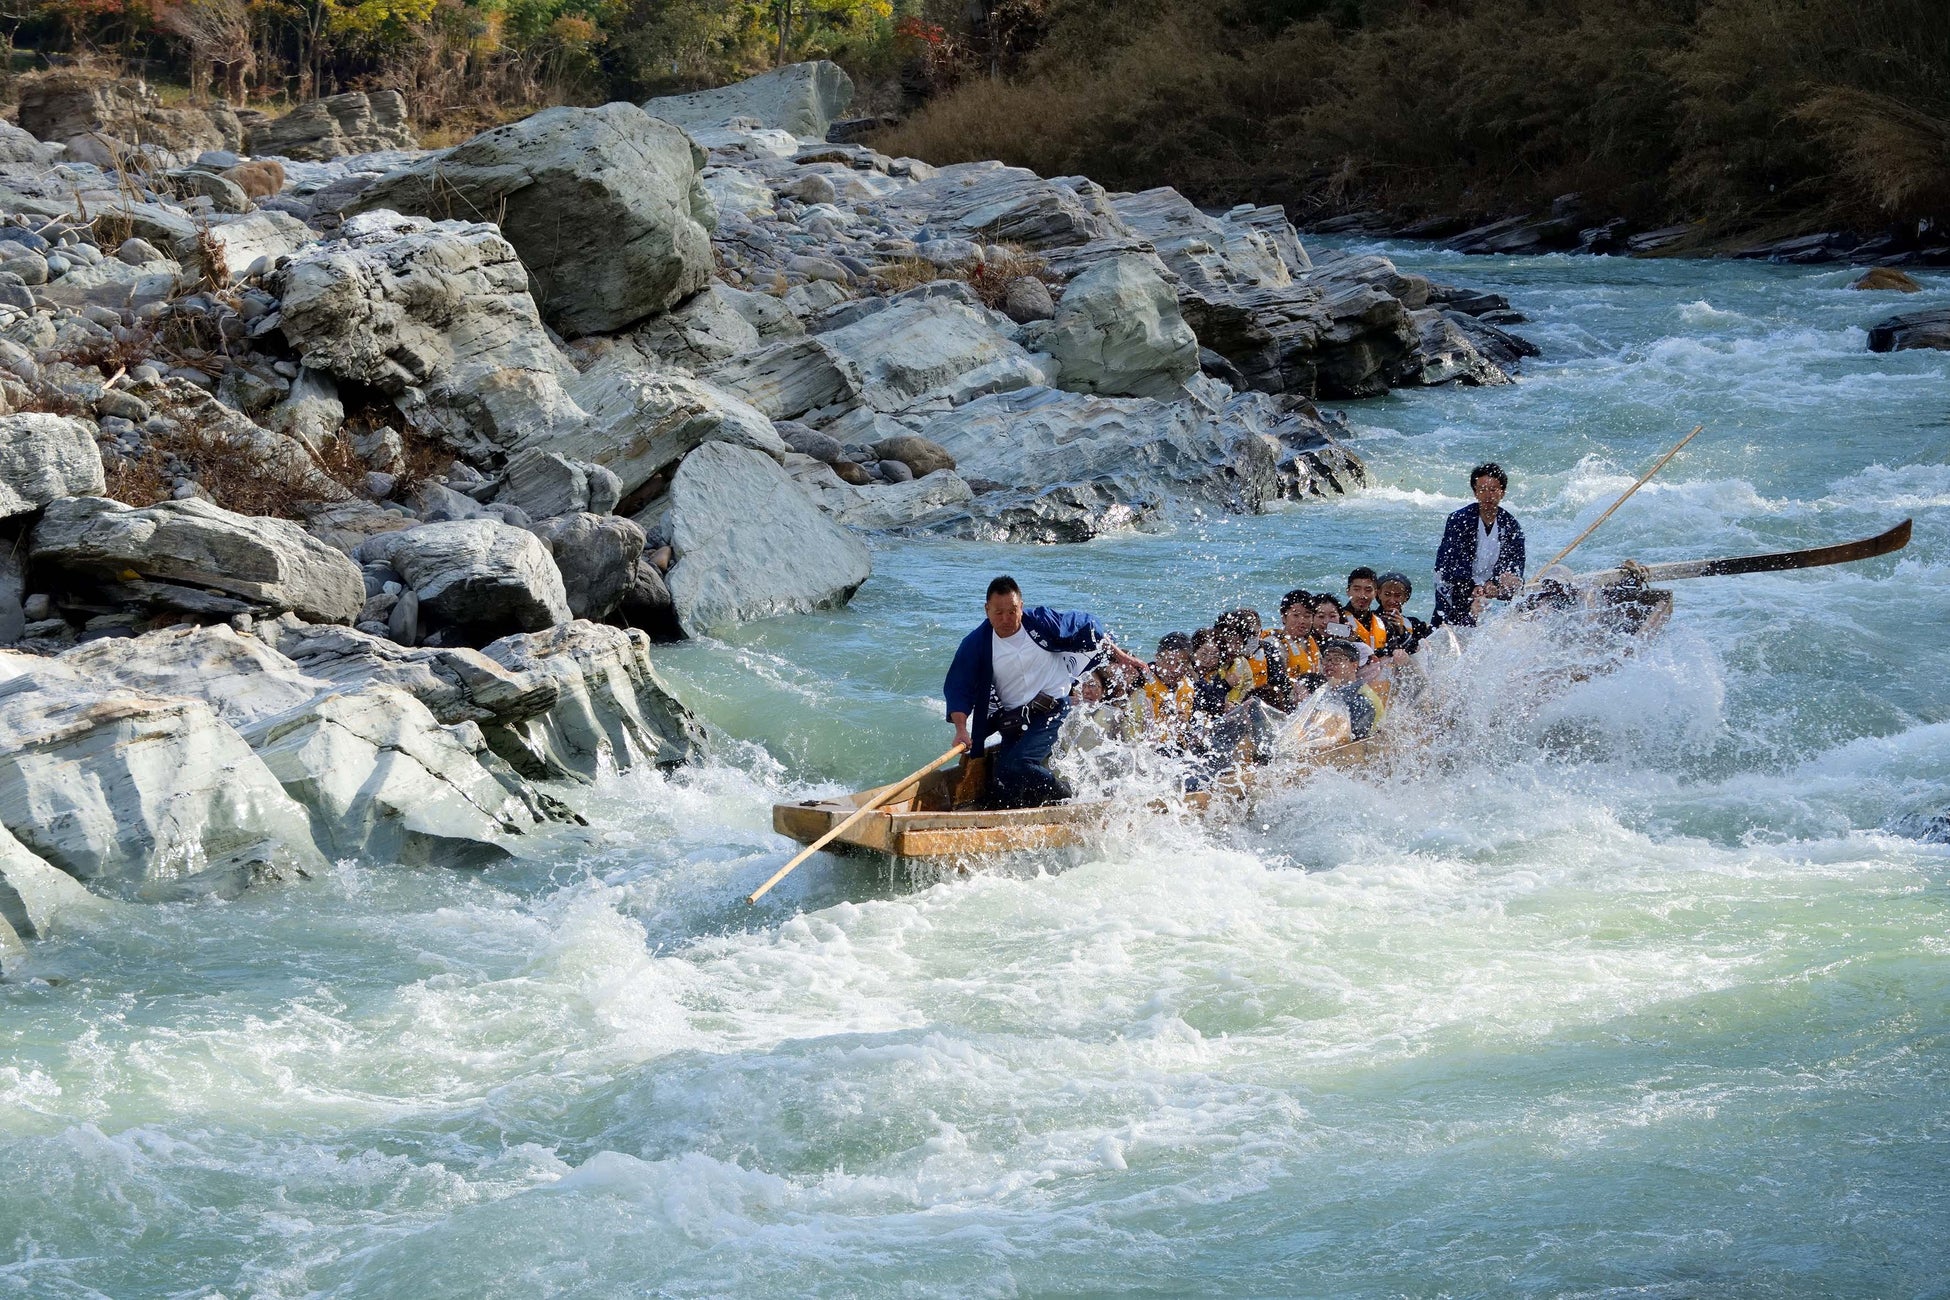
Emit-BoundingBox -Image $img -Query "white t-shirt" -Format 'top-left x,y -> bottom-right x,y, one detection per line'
1473,513 -> 1502,586
992,627 -> 1076,709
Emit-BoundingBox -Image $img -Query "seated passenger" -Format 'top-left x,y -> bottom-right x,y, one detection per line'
1270,589 -> 1322,695
1138,632 -> 1199,745
1061,668 -> 1134,760
1322,639 -> 1385,739
1187,628 -> 1231,718
1344,567 -> 1389,653
1219,607 -> 1291,710
1375,571 -> 1432,659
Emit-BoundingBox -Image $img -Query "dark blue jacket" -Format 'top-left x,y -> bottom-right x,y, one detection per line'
1434,504 -> 1526,625
944,607 -> 1106,750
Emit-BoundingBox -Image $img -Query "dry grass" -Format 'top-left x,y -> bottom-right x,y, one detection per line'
871,256 -> 956,293
966,245 -> 1050,310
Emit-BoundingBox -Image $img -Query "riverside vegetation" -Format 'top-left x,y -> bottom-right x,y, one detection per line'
874,0 -> 1950,260
0,58 -> 1552,959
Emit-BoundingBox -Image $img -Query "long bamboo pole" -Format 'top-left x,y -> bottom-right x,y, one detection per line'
1537,424 -> 1705,577
746,743 -> 968,905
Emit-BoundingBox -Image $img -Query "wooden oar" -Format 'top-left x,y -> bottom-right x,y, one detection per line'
1536,424 -> 1705,577
746,743 -> 967,905
1575,519 -> 1912,588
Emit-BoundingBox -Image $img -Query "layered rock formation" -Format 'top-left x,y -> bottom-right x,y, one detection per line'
0,62 -> 1537,954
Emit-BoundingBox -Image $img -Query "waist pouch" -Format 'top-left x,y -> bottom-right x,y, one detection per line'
995,693 -> 1065,741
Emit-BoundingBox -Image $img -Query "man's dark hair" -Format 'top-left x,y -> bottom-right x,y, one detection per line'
1189,627 -> 1218,651
1319,638 -> 1361,664
985,574 -> 1021,601
1346,566 -> 1378,587
1470,462 -> 1509,490
1216,609 -> 1254,638
1279,588 -> 1313,614
1157,631 -> 1192,657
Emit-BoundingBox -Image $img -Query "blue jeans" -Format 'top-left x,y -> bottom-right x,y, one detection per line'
989,702 -> 1071,808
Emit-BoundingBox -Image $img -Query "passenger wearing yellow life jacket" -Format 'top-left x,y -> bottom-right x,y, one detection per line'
1217,608 -> 1289,709
1343,567 -> 1390,654
1138,632 -> 1201,746
1267,589 -> 1323,700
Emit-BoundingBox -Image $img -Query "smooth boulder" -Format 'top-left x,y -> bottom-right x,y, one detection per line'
347,104 -> 714,336
243,685 -> 536,867
0,413 -> 105,520
30,496 -> 365,624
363,519 -> 572,642
1041,255 -> 1200,399
663,441 -> 871,635
642,60 -> 854,139
0,662 -> 327,899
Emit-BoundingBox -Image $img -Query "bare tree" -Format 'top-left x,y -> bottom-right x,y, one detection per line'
159,0 -> 256,102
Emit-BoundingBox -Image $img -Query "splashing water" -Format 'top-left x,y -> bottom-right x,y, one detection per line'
4,249 -> 1948,1297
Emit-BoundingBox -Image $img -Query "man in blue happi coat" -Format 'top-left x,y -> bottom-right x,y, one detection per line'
1434,462 -> 1527,626
943,575 -> 1148,808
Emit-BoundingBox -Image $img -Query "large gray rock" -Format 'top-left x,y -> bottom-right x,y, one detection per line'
1400,308 -> 1513,387
480,621 -> 707,778
202,209 -> 316,282
362,518 -> 571,642
247,90 -> 417,160
0,818 -> 105,971
534,362 -> 786,500
1042,254 -> 1200,399
702,297 -> 1038,423
834,470 -> 976,532
18,70 -> 234,166
0,413 -> 104,519
57,624 -> 327,727
38,255 -> 184,310
266,618 -> 703,776
909,381 -> 1362,540
873,163 -> 1129,251
242,685 -> 538,867
643,61 -> 854,139
347,104 -> 715,336
0,120 -> 62,167
265,366 -> 343,449
663,441 -> 870,635
528,511 -> 645,621
30,496 -> 365,624
276,211 -> 581,457
499,448 -> 623,520
627,283 -> 762,367
0,660 -> 327,900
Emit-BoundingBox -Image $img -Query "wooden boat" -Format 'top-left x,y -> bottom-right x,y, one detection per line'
770,518 -> 1912,865
771,733 -> 1393,861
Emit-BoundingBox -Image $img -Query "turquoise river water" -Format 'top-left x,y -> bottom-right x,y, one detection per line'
4,245 -> 1947,1297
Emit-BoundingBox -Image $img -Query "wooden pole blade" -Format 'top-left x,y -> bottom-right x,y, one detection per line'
747,744 -> 968,905
1538,424 -> 1705,578
1576,519 -> 1912,588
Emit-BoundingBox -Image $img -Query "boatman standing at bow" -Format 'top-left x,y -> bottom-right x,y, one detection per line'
945,576 -> 1149,809
1434,462 -> 1527,626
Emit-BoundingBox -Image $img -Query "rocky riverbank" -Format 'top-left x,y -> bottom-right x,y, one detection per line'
0,60 -> 1535,958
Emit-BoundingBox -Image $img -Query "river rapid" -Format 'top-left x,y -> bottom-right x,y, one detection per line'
5,247 -> 1947,1297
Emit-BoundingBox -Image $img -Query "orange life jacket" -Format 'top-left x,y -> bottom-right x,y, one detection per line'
1140,677 -> 1196,737
1346,608 -> 1388,652
1267,629 -> 1319,678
